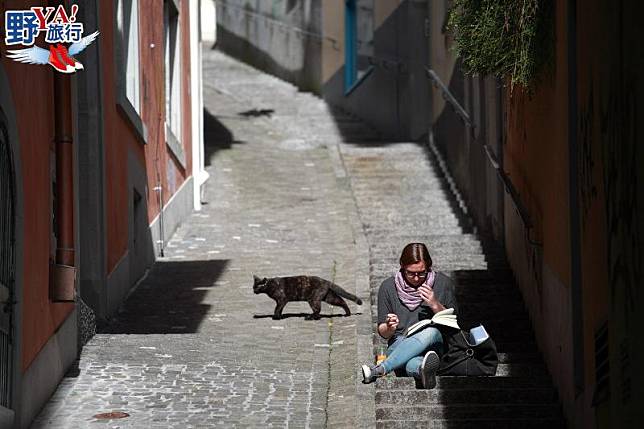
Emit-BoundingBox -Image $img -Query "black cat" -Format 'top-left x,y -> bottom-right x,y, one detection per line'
253,275 -> 363,320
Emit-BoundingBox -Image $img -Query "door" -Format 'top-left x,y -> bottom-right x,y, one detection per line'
0,114 -> 15,412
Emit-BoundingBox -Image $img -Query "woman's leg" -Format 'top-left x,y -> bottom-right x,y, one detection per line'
380,327 -> 443,374
404,356 -> 425,379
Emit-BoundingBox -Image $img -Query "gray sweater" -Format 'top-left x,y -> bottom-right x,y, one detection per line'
377,272 -> 459,345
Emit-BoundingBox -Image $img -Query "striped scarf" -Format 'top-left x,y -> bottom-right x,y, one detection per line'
394,269 -> 436,311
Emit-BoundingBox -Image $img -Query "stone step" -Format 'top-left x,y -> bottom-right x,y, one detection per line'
369,260 -> 492,273
368,235 -> 488,251
496,351 -> 542,363
368,243 -> 491,255
375,403 -> 562,421
369,259 -> 510,273
375,386 -> 558,405
446,269 -> 516,283
376,418 -> 565,429
356,205 -> 461,217
456,301 -> 527,317
353,199 -> 464,212
368,277 -> 518,294
454,288 -> 523,302
369,249 -> 490,260
370,266 -> 504,281
369,238 -> 490,251
377,375 -> 555,390
369,269 -> 515,285
363,223 -> 466,234
368,247 -> 495,257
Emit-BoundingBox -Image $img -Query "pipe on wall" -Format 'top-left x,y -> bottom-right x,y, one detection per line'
51,72 -> 76,302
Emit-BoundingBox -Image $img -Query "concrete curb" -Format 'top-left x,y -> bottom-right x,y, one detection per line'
326,141 -> 376,428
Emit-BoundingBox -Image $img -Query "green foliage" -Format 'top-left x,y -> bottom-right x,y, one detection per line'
447,0 -> 553,89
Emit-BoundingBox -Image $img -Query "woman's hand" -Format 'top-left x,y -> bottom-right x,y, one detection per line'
419,285 -> 444,312
386,313 -> 399,330
378,313 -> 399,339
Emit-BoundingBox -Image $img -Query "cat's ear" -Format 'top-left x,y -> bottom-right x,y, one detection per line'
253,274 -> 260,282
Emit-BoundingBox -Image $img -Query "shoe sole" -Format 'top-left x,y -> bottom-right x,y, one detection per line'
420,351 -> 440,389
361,364 -> 371,384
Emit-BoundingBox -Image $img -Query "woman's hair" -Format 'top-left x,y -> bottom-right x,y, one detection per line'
399,243 -> 432,268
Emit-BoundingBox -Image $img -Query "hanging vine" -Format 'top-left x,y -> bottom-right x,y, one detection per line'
447,0 -> 554,90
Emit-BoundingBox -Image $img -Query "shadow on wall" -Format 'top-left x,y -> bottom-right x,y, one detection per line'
100,259 -> 229,334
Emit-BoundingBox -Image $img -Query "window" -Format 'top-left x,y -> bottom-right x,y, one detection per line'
164,0 -> 185,167
344,0 -> 374,93
116,0 -> 146,142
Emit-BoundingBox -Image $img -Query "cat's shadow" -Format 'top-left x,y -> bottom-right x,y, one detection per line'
253,312 -> 363,320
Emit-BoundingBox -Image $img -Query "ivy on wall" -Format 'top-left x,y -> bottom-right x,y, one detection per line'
447,0 -> 554,89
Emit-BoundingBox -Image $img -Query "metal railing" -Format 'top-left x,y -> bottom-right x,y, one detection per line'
425,67 -> 541,245
425,67 -> 473,130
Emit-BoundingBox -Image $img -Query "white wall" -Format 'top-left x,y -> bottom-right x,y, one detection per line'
201,0 -> 217,43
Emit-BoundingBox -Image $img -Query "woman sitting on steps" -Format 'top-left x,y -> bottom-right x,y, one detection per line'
361,242 -> 459,389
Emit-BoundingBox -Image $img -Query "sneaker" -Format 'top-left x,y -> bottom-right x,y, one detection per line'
361,364 -> 385,384
420,350 -> 440,389
48,45 -> 75,73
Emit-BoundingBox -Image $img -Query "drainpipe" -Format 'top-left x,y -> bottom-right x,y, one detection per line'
51,72 -> 77,302
567,0 -> 584,400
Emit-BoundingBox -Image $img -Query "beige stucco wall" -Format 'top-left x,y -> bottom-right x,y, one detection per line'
321,0 -> 344,83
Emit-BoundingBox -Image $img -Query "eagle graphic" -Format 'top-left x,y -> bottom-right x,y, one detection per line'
6,31 -> 99,74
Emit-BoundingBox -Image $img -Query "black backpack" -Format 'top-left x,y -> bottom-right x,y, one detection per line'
437,327 -> 498,376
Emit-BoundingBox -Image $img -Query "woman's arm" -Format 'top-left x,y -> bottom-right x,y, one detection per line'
377,281 -> 397,339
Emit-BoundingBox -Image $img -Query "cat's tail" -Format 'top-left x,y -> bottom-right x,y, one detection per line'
329,282 -> 363,305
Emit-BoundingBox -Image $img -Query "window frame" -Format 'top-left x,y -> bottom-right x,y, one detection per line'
164,0 -> 185,168
115,0 -> 147,144
344,0 -> 375,95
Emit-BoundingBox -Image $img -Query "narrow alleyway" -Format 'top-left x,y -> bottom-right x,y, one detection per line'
31,50 -> 373,428
32,49 -> 563,428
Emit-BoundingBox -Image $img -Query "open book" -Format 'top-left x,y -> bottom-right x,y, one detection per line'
405,308 -> 460,337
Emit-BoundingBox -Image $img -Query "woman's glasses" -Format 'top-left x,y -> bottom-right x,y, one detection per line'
403,269 -> 430,279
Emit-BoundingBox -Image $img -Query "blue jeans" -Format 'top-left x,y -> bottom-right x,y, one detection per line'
381,327 -> 443,379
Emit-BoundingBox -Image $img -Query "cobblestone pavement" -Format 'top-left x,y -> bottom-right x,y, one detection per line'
31,50 -> 375,428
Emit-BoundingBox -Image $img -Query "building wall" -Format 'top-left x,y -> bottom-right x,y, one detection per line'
320,0 -> 341,85
1,1 -> 198,425
576,1 -> 610,427
428,0 -> 504,242
423,0 -> 644,426
322,0 -> 429,140
100,0 -> 192,282
577,1 -> 644,427
201,0 -> 217,43
0,19 -> 75,375
215,0 -> 323,93
502,0 -> 644,426
217,0 -> 429,140
503,0 -> 576,424
99,0 -> 132,275
180,0 -> 193,180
